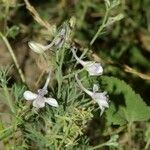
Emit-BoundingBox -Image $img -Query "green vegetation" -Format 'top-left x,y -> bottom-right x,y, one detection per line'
0,0 -> 150,149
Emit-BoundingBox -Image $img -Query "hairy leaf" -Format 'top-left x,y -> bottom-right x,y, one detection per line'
101,76 -> 150,125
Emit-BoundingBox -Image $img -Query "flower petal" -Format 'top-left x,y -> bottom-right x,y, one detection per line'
97,98 -> 109,108
93,93 -> 109,107
84,62 -> 103,76
45,98 -> 59,107
33,98 -> 45,108
92,92 -> 109,116
28,41 -> 47,54
23,91 -> 37,100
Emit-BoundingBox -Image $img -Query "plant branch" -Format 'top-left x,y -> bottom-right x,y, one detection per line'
90,8 -> 109,45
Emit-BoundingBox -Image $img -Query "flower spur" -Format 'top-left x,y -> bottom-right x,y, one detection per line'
28,27 -> 66,53
71,46 -> 103,76
28,20 -> 73,54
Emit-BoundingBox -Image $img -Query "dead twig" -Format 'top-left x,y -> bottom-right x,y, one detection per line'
24,0 -> 55,35
123,65 -> 150,81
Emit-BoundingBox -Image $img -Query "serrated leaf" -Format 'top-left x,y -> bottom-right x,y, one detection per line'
106,103 -> 127,125
101,76 -> 150,125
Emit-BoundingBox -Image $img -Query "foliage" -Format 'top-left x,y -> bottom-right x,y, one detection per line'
101,76 -> 150,125
0,0 -> 150,150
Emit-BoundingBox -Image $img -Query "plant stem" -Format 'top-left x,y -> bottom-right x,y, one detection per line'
56,46 -> 65,98
79,0 -> 89,27
145,139 -> 150,150
91,143 -> 106,150
90,9 -> 109,45
43,71 -> 51,90
0,32 -> 26,83
63,68 -> 85,79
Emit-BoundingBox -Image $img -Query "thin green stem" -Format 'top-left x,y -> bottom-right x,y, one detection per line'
56,46 -> 65,98
63,67 -> 85,79
90,9 -> 109,45
79,0 -> 89,27
145,139 -> 150,150
90,143 -> 106,150
4,1 -> 9,33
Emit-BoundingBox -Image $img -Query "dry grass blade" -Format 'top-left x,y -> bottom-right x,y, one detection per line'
124,65 -> 150,81
24,0 -> 55,35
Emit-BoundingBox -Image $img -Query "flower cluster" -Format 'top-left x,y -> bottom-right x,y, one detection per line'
24,18 -> 109,115
71,46 -> 109,115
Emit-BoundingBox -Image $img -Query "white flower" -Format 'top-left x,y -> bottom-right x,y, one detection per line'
23,89 -> 58,109
75,75 -> 109,115
71,46 -> 103,76
23,71 -> 58,109
28,26 -> 67,54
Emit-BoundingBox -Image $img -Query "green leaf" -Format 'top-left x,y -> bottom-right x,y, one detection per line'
106,103 -> 127,126
101,76 -> 150,125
